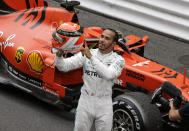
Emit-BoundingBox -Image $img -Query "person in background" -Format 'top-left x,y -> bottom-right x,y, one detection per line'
169,100 -> 189,130
169,100 -> 189,121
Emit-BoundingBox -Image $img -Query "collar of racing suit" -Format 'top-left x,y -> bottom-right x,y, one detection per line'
97,50 -> 113,58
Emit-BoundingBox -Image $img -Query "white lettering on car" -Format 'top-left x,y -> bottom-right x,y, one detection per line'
0,31 -> 15,52
132,61 -> 150,67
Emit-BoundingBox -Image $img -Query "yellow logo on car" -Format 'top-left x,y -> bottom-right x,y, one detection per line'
15,47 -> 25,64
59,20 -> 64,25
27,51 -> 43,73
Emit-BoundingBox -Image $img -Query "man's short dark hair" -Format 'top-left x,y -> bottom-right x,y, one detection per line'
105,28 -> 119,43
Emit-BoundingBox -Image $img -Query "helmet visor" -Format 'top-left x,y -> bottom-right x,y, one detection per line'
52,31 -> 65,43
57,27 -> 83,37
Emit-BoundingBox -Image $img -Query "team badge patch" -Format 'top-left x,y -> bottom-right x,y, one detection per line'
15,47 -> 25,64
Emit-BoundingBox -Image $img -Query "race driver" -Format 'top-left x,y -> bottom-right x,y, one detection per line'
55,25 -> 125,131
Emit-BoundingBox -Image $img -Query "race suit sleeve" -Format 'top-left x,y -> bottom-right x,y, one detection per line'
178,102 -> 189,120
55,52 -> 84,72
90,55 -> 125,80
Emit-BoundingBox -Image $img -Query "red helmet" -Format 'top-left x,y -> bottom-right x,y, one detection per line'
52,22 -> 84,52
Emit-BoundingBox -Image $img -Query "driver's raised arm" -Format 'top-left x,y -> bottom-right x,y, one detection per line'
55,52 -> 84,72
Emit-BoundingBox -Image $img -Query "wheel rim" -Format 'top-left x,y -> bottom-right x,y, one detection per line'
113,109 -> 134,131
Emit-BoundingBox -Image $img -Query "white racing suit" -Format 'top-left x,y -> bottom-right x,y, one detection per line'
55,49 -> 125,131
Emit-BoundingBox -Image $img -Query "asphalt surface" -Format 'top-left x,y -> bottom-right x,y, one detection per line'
1,0 -> 189,131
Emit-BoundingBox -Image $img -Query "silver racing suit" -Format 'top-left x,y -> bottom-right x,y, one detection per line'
55,49 -> 125,131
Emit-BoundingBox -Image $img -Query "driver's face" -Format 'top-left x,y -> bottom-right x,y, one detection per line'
98,29 -> 115,53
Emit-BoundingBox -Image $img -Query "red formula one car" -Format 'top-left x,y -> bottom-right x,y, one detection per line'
0,0 -> 189,131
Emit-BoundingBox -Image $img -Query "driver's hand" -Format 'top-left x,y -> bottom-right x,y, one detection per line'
56,48 -> 64,57
81,41 -> 92,59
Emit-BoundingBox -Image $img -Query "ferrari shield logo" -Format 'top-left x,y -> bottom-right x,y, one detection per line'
15,47 -> 25,63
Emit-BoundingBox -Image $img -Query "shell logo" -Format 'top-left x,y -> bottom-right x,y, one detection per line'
27,51 -> 44,73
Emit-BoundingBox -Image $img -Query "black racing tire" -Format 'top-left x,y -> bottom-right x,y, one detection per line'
113,92 -> 162,131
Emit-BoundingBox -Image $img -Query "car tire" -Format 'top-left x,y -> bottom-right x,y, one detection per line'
113,92 -> 162,131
